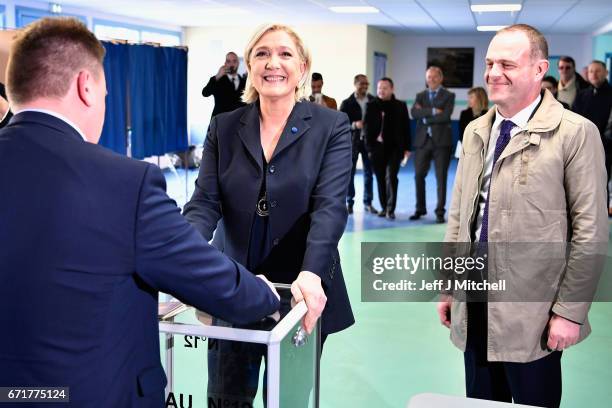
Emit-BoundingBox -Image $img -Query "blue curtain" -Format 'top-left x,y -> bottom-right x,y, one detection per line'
99,42 -> 128,155
129,45 -> 188,159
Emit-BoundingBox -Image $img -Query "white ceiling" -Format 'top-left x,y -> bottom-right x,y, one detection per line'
57,0 -> 612,34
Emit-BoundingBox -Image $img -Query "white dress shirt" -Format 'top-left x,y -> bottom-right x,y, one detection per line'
473,94 -> 541,241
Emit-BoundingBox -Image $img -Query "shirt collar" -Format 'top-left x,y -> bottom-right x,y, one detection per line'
493,93 -> 542,134
15,108 -> 88,141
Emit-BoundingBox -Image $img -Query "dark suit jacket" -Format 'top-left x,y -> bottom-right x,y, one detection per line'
183,101 -> 355,335
0,112 -> 279,407
410,87 -> 455,148
573,80 -> 612,146
202,74 -> 247,117
458,108 -> 487,141
364,96 -> 411,152
340,93 -> 375,145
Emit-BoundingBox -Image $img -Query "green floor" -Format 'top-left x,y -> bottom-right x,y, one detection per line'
162,223 -> 612,407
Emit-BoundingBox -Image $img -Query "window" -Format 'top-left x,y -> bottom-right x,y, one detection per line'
93,19 -> 181,46
15,6 -> 86,28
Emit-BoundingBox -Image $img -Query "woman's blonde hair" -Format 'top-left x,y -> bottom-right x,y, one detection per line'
468,87 -> 489,115
242,24 -> 312,104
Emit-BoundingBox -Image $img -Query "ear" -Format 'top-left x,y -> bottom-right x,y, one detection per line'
535,59 -> 550,81
76,70 -> 95,107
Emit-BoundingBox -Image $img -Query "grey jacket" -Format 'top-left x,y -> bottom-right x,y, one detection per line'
411,87 -> 455,148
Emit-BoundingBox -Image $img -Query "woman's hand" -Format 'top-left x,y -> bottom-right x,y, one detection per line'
291,271 -> 327,334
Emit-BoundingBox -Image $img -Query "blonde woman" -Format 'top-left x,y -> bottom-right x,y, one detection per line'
183,24 -> 354,404
459,86 -> 489,141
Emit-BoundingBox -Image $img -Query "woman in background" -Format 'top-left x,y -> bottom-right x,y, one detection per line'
183,23 -> 354,405
458,86 -> 488,141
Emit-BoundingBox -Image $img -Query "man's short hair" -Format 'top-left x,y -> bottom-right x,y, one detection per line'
542,76 -> 558,88
426,65 -> 443,77
7,17 -> 105,106
311,72 -> 323,82
379,77 -> 394,87
354,74 -> 367,84
496,24 -> 548,61
558,56 -> 576,68
590,60 -> 607,70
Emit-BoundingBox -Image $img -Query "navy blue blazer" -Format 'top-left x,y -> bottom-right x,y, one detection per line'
183,101 -> 355,335
0,112 -> 279,407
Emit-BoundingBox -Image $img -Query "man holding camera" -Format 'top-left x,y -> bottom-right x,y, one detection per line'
202,51 -> 246,118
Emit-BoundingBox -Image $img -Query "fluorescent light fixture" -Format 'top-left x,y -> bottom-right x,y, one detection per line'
329,6 -> 380,14
201,7 -> 248,16
477,25 -> 508,31
471,4 -> 522,12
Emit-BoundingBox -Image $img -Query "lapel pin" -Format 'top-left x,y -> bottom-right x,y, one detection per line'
291,126 -> 298,134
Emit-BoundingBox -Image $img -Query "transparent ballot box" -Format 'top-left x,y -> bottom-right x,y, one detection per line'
158,284 -> 320,408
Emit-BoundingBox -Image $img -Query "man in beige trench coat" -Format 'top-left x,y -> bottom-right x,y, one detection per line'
439,24 -> 608,407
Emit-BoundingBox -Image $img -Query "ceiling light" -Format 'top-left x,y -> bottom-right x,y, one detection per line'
477,25 -> 508,31
329,6 -> 380,14
471,4 -> 522,12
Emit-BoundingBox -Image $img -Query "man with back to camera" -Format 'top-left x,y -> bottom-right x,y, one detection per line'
556,55 -> 589,108
340,74 -> 378,215
0,18 -> 280,407
440,24 -> 607,407
310,72 -> 337,110
410,66 -> 455,224
572,60 -> 612,214
202,51 -> 246,118
364,77 -> 411,220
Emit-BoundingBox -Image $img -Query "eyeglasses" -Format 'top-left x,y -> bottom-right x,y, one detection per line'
558,66 -> 572,70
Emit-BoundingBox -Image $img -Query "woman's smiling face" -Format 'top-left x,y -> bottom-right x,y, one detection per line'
248,29 -> 306,103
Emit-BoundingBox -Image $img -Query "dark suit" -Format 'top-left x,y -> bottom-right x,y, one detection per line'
364,96 -> 411,214
202,74 -> 247,118
183,101 -> 354,335
573,80 -> 612,207
410,87 -> 455,217
340,92 -> 375,207
0,112 -> 279,407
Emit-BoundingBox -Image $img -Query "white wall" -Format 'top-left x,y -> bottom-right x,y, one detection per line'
185,24 -> 367,144
392,33 -> 592,118
366,27 -> 394,93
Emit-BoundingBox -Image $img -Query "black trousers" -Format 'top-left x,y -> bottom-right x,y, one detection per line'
371,142 -> 402,213
414,138 -> 452,216
464,302 -> 562,408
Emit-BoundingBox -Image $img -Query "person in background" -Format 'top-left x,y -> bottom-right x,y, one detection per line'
340,74 -> 377,215
458,86 -> 488,141
202,51 -> 247,118
572,60 -> 612,214
556,55 -> 589,108
310,72 -> 337,109
541,76 -> 570,108
364,77 -> 411,220
183,23 -> 354,406
410,66 -> 456,223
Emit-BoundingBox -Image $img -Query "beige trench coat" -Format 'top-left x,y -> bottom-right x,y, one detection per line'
444,90 -> 609,362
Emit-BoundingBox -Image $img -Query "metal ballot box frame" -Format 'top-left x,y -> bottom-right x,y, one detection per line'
158,284 -> 320,408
